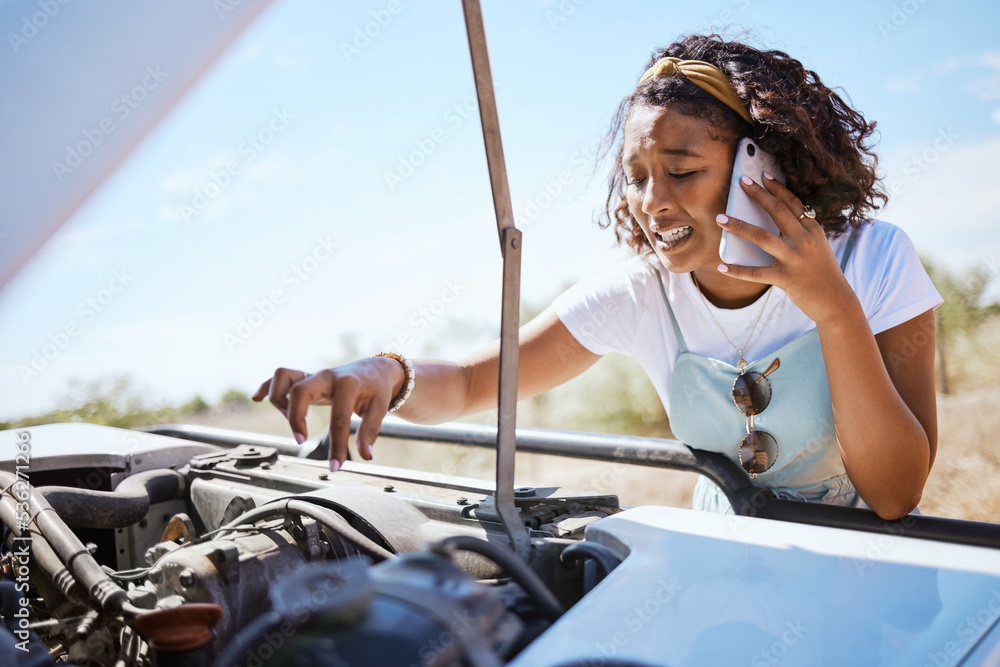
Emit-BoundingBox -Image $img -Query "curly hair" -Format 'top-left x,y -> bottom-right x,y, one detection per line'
598,34 -> 887,255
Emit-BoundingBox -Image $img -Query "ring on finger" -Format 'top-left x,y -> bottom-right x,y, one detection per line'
797,205 -> 816,221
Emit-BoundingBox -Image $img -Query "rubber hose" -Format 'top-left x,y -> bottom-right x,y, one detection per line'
429,535 -> 564,621
559,541 -> 622,580
0,484 -> 86,606
37,469 -> 185,529
0,472 -> 130,615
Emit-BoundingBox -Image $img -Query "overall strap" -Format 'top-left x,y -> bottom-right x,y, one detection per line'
655,269 -> 688,353
656,227 -> 859,354
839,228 -> 861,272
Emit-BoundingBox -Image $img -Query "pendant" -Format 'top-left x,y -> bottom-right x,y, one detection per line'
737,357 -> 748,371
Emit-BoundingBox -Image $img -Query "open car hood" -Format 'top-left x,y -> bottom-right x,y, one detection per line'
0,0 -> 274,291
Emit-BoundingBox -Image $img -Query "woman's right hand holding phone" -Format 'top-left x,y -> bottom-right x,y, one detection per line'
251,356 -> 406,471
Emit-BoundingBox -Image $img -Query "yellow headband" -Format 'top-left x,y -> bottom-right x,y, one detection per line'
638,57 -> 753,125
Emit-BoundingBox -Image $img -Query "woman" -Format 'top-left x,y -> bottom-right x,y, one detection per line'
253,34 -> 940,521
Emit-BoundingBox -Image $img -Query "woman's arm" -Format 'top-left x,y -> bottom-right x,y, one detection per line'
252,307 -> 601,468
717,176 -> 937,519
397,308 -> 601,423
817,304 -> 936,519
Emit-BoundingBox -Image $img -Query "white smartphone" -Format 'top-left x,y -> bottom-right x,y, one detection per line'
719,137 -> 786,267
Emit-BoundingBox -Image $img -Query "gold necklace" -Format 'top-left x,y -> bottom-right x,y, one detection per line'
691,275 -> 773,371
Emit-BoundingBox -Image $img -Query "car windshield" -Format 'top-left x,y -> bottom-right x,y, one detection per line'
1,0 -> 999,519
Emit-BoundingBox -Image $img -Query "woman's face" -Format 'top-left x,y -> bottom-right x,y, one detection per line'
622,104 -> 736,276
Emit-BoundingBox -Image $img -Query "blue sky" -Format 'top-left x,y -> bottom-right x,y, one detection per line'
1,0 -> 999,420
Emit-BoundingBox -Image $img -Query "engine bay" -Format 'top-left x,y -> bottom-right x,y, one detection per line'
8,423 -> 1000,666
0,422 -> 623,666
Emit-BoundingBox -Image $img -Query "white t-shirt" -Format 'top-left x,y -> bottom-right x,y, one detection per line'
552,220 -> 942,420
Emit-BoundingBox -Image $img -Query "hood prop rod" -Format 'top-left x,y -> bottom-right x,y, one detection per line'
460,0 -> 530,561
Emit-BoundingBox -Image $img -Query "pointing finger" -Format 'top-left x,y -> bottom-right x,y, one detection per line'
356,393 -> 391,461
325,372 -> 360,470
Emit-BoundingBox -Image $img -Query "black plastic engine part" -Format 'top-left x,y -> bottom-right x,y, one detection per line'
214,553 -> 523,667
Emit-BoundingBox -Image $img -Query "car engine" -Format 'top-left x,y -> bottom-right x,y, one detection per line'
0,422 -> 623,666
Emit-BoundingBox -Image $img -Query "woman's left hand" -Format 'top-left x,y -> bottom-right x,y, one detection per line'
716,174 -> 858,326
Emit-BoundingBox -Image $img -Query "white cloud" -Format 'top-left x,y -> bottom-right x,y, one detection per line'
889,49 -> 1000,98
966,49 -> 1000,101
880,135 -> 1000,277
993,108 -> 1000,125
983,50 -> 1000,70
966,75 -> 1000,102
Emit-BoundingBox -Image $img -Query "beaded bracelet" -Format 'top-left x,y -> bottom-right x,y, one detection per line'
373,351 -> 415,412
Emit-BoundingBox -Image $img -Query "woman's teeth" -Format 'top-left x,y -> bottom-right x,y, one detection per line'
658,226 -> 692,243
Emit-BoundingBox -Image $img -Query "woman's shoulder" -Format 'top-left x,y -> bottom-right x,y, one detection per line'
832,219 -> 921,272
856,219 -> 914,244
835,219 -> 941,334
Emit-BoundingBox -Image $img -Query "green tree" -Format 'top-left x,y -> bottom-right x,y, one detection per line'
220,389 -> 252,410
922,257 -> 992,346
3,376 -> 176,429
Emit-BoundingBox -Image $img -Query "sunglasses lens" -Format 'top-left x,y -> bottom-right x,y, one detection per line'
740,430 -> 778,475
733,372 -> 771,416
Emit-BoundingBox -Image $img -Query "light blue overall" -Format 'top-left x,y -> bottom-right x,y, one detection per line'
657,231 -> 862,514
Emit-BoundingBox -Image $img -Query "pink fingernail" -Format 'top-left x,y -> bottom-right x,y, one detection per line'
716,214 -> 728,224
741,175 -> 753,185
294,432 -> 305,445
329,459 -> 341,473
763,171 -> 774,180
718,263 -> 729,273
